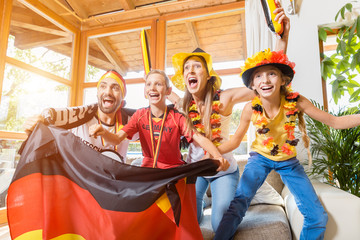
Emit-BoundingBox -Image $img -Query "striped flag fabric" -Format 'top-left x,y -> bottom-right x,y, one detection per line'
7,123 -> 218,240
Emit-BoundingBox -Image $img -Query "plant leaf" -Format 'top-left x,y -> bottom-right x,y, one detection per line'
348,21 -> 356,45
345,3 -> 353,12
341,6 -> 346,20
337,40 -> 347,56
319,27 -> 327,42
351,52 -> 360,70
350,88 -> 360,102
357,16 -> 360,38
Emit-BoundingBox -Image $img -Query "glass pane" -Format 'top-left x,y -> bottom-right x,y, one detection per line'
86,28 -> 147,82
86,66 -> 106,83
83,87 -> 98,105
0,64 -> 70,132
323,36 -> 359,112
0,139 -> 23,208
125,83 -> 148,109
8,0 -> 73,80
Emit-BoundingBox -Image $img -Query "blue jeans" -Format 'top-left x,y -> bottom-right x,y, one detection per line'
214,152 -> 328,240
196,167 -> 239,232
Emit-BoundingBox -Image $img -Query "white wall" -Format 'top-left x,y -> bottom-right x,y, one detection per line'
286,0 -> 352,104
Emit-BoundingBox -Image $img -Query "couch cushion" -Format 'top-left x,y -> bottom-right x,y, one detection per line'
233,205 -> 291,240
250,181 -> 284,206
201,205 -> 291,240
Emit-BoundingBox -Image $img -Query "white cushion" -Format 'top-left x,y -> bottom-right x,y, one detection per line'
250,181 -> 284,206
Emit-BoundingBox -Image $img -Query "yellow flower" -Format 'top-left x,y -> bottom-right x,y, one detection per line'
189,104 -> 198,111
241,49 -> 273,75
263,137 -> 274,148
210,113 -> 221,120
255,117 -> 268,127
190,115 -> 201,121
252,96 -> 262,107
284,102 -> 296,110
281,143 -> 295,155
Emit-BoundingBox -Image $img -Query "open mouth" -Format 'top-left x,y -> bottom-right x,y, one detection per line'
260,86 -> 273,91
149,93 -> 160,99
102,97 -> 115,108
188,77 -> 198,88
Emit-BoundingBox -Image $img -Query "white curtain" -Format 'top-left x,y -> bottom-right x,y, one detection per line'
245,0 -> 278,57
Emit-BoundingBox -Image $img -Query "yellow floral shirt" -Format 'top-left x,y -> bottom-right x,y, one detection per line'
251,95 -> 298,161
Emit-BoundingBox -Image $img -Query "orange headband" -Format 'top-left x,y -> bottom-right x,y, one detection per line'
97,70 -> 126,97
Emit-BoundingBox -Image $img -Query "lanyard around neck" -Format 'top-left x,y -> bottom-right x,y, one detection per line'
97,111 -> 123,151
149,106 -> 167,168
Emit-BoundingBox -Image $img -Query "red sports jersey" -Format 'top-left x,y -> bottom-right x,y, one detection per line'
122,107 -> 193,169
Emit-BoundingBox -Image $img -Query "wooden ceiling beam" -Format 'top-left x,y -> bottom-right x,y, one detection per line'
94,38 -> 127,75
19,0 -> 79,33
185,22 -> 200,49
167,9 -> 244,26
65,0 -> 89,19
82,0 -> 244,29
11,20 -> 70,37
14,32 -> 71,49
119,0 -> 136,10
6,56 -> 71,86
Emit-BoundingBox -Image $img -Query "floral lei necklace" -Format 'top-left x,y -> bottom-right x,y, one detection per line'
252,90 -> 300,156
189,90 -> 222,147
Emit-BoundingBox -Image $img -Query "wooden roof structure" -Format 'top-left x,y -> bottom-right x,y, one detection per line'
9,0 -> 246,76
0,0 -> 248,223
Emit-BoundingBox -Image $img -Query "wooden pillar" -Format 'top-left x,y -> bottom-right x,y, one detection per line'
70,31 -> 88,106
0,0 -> 13,105
318,38 -> 329,111
155,19 -> 166,70
150,19 -> 157,70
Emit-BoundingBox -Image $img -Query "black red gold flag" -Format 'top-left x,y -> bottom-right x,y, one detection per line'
140,29 -> 151,74
7,123 -> 218,240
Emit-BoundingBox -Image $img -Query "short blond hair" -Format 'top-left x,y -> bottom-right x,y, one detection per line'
145,69 -> 170,88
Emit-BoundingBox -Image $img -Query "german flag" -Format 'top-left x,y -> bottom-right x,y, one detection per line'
7,123 -> 219,240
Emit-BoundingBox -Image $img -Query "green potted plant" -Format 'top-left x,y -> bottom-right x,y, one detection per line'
305,102 -> 360,197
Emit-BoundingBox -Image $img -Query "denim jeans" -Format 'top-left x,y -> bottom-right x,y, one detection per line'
214,152 -> 328,240
196,167 -> 239,232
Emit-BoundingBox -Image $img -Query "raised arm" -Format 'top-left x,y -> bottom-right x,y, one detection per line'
89,124 -> 128,145
298,95 -> 360,129
218,102 -> 252,154
274,0 -> 290,53
219,87 -> 255,116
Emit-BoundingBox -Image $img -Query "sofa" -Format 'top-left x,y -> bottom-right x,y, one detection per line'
200,159 -> 360,240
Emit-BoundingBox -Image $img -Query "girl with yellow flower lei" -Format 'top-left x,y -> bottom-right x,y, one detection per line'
212,49 -> 353,240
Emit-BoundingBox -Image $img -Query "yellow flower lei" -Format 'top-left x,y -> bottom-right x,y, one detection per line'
189,90 -> 222,147
252,90 -> 300,156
